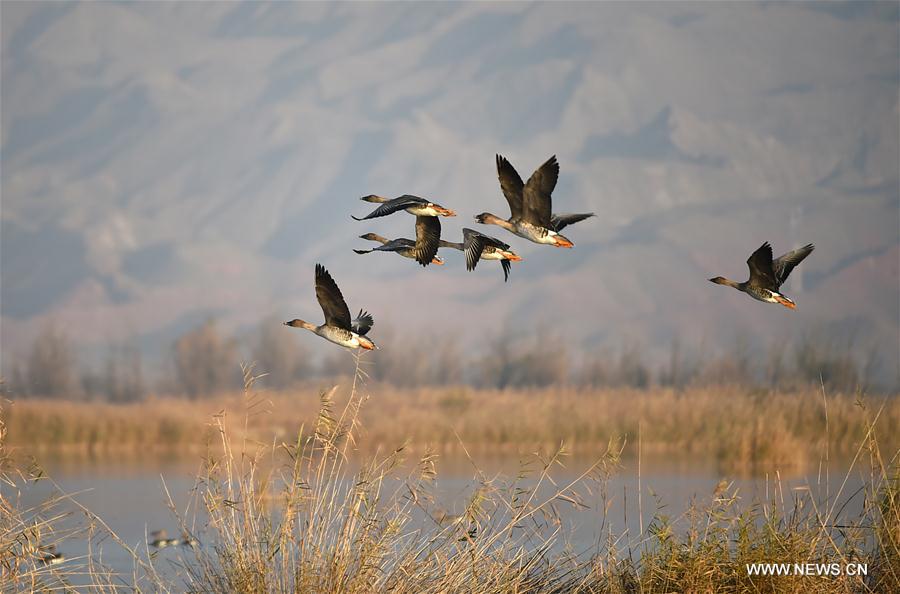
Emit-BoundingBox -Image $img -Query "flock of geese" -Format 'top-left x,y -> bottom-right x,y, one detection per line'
284,153 -> 814,351
37,155 -> 816,564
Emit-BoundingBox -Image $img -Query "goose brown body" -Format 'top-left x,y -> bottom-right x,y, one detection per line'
353,195 -> 448,267
284,264 -> 376,350
439,228 -> 522,282
475,154 -> 594,248
709,242 -> 814,309
354,233 -> 444,265
352,194 -> 456,220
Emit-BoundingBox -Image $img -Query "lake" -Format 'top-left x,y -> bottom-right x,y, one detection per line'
7,453 -> 869,587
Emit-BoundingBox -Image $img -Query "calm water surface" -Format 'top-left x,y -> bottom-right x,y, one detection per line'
8,454 -> 869,585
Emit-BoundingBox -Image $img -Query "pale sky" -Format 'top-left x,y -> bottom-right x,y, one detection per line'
2,2 -> 898,382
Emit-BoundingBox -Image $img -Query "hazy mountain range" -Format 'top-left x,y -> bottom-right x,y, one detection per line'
2,2 -> 898,384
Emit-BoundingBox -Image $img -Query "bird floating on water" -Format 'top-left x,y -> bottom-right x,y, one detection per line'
439,228 -> 522,282
38,544 -> 65,565
709,242 -> 814,309
284,264 -> 376,349
476,154 -> 594,248
150,530 -> 181,548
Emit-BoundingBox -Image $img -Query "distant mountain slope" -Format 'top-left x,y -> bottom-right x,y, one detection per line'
2,2 -> 897,383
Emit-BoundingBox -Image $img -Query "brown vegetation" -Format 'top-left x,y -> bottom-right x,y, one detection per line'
3,316 -> 892,403
5,379 -> 898,474
3,363 -> 898,593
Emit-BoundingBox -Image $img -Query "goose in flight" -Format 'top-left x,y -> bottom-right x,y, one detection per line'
709,242 -> 814,309
352,198 -> 444,267
475,154 -> 594,247
354,233 -> 445,266
352,194 -> 456,220
284,264 -> 376,349
438,228 -> 522,282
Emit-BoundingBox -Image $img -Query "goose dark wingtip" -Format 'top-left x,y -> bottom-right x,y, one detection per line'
501,258 -> 511,282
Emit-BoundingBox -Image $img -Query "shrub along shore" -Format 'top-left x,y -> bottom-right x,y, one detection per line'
5,381 -> 898,474
2,367 -> 898,592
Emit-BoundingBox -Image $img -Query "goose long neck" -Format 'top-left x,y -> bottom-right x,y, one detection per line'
438,239 -> 464,251
286,319 -> 317,331
493,215 -> 516,232
710,276 -> 744,291
482,213 -> 515,231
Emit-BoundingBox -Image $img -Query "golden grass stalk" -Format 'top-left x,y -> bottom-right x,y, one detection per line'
6,385 -> 898,474
1,370 -> 898,592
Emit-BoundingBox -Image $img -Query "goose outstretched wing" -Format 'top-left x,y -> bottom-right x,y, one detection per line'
354,239 -> 410,255
352,195 -> 426,221
352,310 -> 374,336
414,215 -> 441,266
746,243 -> 778,290
773,244 -> 814,287
550,212 -> 595,232
500,259 -> 511,282
495,154 -> 525,220
462,227 -> 510,272
315,264 -> 352,330
521,155 -> 558,227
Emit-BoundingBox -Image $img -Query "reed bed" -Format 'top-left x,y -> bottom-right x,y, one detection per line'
5,380 -> 899,473
1,362 -> 898,592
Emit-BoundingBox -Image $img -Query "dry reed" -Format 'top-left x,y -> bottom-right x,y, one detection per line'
5,383 -> 898,474
1,367 -> 898,592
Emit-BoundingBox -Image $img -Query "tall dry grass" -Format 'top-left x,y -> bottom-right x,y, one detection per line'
0,393 -> 172,592
168,361 -> 627,593
5,381 -> 899,473
1,363 -> 898,592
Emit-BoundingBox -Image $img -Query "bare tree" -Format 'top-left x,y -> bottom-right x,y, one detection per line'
427,333 -> 464,386
103,341 -> 145,402
476,325 -> 571,389
659,337 -> 691,388
172,319 -> 239,398
578,350 -> 611,388
25,322 -> 79,399
5,358 -> 28,397
792,332 -> 859,393
477,325 -> 518,389
516,329 -> 569,387
765,341 -> 787,389
252,317 -> 312,389
613,342 -> 650,388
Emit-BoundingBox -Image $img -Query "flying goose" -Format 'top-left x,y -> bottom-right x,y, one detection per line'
352,196 -> 444,266
475,154 -> 594,247
352,194 -> 456,220
284,264 -> 376,349
438,228 -> 522,282
354,233 -> 445,265
709,242 -> 814,309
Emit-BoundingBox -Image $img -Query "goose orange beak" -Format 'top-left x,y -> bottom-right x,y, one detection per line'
436,206 -> 456,217
775,295 -> 796,309
553,236 -> 574,248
